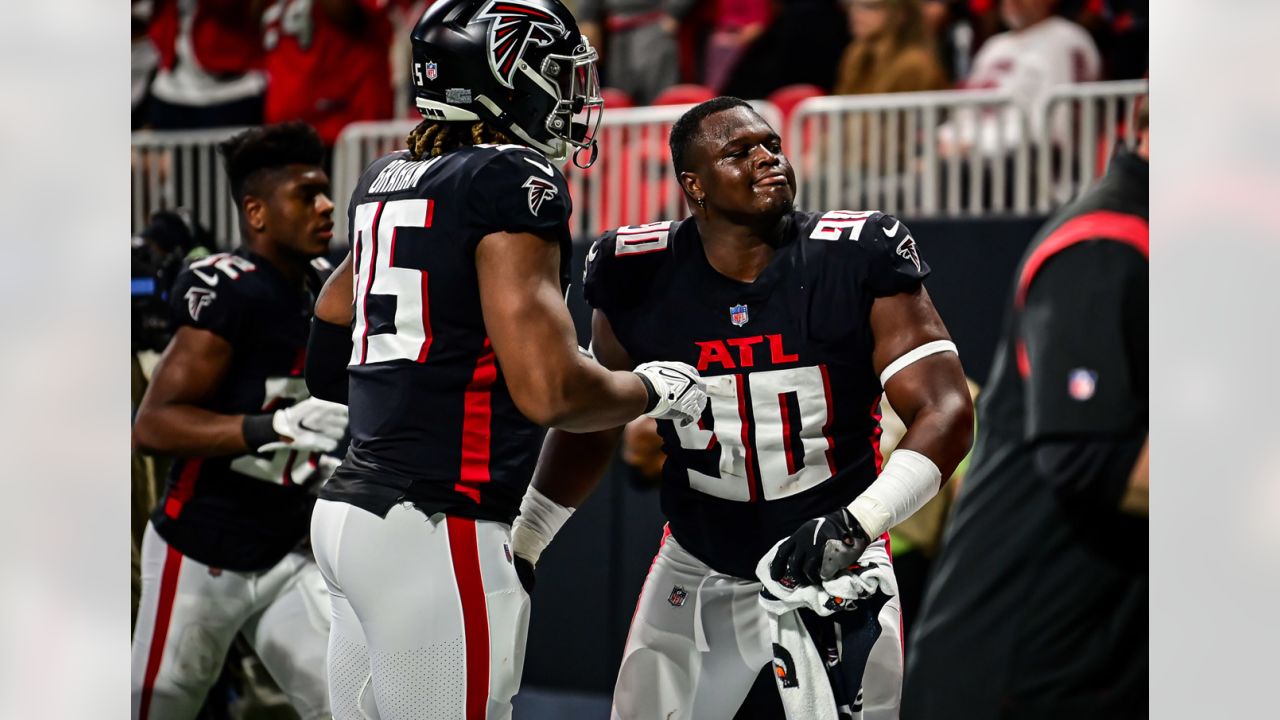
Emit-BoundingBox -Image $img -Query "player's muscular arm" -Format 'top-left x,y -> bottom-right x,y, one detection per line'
509,311 -> 635,575
133,327 -> 262,457
531,311 -> 635,507
871,287 -> 975,481
315,251 -> 354,325
476,231 -> 650,432
767,286 -> 974,584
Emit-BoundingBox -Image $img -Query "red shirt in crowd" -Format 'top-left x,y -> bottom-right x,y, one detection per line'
262,0 -> 400,145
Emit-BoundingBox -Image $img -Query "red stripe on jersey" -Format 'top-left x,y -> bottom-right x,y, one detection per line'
281,450 -> 298,486
358,202 -> 385,364
1013,210 -> 1147,377
819,364 -> 837,476
698,415 -> 718,450
290,347 -> 306,376
163,459 -> 203,519
736,374 -> 758,502
778,393 -> 798,476
418,201 -> 435,362
455,339 -> 497,502
138,543 -> 184,720
868,396 -> 884,474
446,517 -> 490,720
1015,210 -> 1148,308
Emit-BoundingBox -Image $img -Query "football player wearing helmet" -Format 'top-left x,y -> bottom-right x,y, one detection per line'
304,2 -> 707,718
131,122 -> 342,720
510,97 -> 975,719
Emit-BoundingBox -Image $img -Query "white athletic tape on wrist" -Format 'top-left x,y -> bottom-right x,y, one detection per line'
879,340 -> 958,387
509,485 -> 574,565
847,449 -> 943,539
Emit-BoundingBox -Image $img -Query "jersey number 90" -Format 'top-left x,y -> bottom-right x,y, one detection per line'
674,365 -> 836,502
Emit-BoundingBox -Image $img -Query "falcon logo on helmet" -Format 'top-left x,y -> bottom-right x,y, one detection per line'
523,175 -> 559,215
475,0 -> 568,89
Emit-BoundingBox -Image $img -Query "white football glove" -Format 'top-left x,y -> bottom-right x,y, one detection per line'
258,397 -> 349,454
633,361 -> 708,427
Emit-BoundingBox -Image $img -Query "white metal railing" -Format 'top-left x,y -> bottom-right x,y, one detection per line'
788,89 -> 1032,217
1035,80 -> 1148,211
331,101 -> 783,244
130,81 -> 1146,247
131,126 -> 248,245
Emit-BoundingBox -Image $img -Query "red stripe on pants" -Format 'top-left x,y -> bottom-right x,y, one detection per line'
447,517 -> 490,719
138,544 -> 183,720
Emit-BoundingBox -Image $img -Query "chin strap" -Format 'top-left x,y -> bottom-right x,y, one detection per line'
572,142 -> 598,169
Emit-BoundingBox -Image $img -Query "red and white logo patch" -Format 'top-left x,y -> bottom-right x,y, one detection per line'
896,235 -> 921,272
1068,368 -> 1098,401
523,175 -> 558,216
185,287 -> 216,321
474,0 -> 567,89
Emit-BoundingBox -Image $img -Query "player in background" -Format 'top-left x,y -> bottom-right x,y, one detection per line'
131,122 -> 344,720
303,2 -> 709,718
508,97 -> 974,719
902,101 -> 1149,720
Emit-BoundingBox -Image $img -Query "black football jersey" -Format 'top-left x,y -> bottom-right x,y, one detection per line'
320,144 -> 573,524
584,210 -> 929,578
150,248 -> 328,572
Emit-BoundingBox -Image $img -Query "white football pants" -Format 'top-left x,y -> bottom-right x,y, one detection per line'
310,499 -> 530,720
612,527 -> 904,720
130,522 -> 332,720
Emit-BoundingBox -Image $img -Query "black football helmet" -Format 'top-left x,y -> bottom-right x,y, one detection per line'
410,0 -> 603,167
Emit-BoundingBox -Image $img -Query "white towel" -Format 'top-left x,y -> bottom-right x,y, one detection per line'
755,539 -> 898,720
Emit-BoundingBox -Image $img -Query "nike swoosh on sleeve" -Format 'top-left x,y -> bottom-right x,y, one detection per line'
883,220 -> 900,237
522,157 -> 554,177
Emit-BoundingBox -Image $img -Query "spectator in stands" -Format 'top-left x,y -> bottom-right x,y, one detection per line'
578,0 -> 699,105
835,0 -> 948,96
701,0 -> 771,93
722,0 -> 851,99
146,0 -> 266,129
261,0 -> 401,148
938,0 -> 1101,157
921,0 -> 975,84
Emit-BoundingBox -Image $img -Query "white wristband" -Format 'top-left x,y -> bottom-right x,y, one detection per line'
510,485 -> 574,566
847,449 -> 943,539
879,340 -> 958,387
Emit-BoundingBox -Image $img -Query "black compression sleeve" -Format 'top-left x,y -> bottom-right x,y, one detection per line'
305,317 -> 352,404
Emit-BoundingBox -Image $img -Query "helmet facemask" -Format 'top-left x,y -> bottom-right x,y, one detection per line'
539,40 -> 603,168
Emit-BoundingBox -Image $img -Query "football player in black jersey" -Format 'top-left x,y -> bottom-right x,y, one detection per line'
513,96 -> 975,719
130,122 -> 345,720
302,2 -> 709,718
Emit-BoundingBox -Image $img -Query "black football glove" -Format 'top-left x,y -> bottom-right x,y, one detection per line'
769,507 -> 871,587
514,555 -> 536,595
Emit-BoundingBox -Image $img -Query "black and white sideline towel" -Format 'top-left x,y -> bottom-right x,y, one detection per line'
755,539 -> 897,720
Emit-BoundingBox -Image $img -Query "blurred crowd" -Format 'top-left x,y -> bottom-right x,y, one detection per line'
132,0 -> 1148,141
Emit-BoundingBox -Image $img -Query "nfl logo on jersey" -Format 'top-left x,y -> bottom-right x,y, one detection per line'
668,585 -> 688,607
424,61 -> 438,81
729,304 -> 749,327
1068,368 -> 1098,401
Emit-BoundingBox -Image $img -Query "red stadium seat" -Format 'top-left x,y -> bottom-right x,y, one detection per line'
601,87 -> 634,110
767,84 -> 826,126
651,84 -> 717,107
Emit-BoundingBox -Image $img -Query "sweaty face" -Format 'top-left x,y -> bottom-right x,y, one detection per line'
690,107 -> 796,221
260,165 -> 335,258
